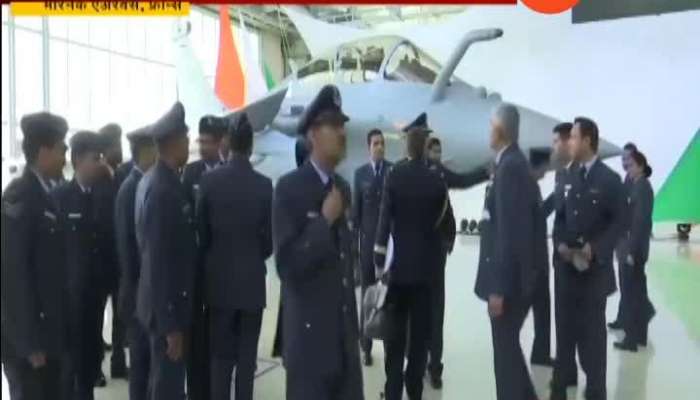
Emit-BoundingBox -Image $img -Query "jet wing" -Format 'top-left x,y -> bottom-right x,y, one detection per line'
225,87 -> 288,132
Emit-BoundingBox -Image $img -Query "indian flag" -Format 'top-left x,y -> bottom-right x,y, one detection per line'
215,5 -> 274,109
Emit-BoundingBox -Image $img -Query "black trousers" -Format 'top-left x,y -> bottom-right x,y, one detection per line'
209,308 -> 263,400
360,260 -> 376,356
613,243 -> 629,324
383,284 -> 431,400
553,283 -> 607,400
530,270 -> 551,363
427,252 -> 446,378
622,263 -> 654,343
186,304 -> 210,400
127,318 -> 151,400
63,292 -> 101,400
553,265 -> 578,383
3,356 -> 62,400
149,333 -> 186,400
489,298 -> 536,400
97,280 -> 126,373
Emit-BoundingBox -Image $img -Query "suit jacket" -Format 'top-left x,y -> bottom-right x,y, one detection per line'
182,159 -> 221,209
374,158 -> 449,286
352,160 -> 392,273
52,180 -> 103,301
561,158 -> 623,298
198,157 -> 273,311
475,182 -> 494,300
627,177 -> 654,265
431,162 -> 489,190
136,160 -> 198,335
273,162 -> 360,377
1,170 -> 67,359
114,167 -> 144,320
476,145 -> 543,301
115,160 -> 134,191
93,167 -> 120,287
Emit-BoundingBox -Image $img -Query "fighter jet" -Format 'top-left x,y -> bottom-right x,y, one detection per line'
173,21 -> 620,185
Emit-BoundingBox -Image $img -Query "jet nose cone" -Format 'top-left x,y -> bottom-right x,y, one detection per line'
598,138 -> 622,160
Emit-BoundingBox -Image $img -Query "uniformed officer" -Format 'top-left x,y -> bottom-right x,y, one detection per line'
52,131 -> 105,400
528,149 -> 554,367
181,115 -> 227,400
373,113 -> 450,400
351,128 -> 392,367
613,150 -> 655,352
550,117 -> 623,400
273,84 -> 364,400
1,112 -> 69,400
197,112 -> 273,400
543,122 -> 580,388
114,126 -> 156,400
95,123 -> 128,383
608,142 -> 638,331
135,102 -> 197,400
181,115 -> 227,207
474,103 -> 543,400
423,136 -> 467,389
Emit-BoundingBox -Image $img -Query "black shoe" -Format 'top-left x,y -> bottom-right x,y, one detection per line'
363,352 -> 373,367
614,340 -> 638,352
531,356 -> 555,367
95,371 -> 107,387
429,374 -> 443,390
549,387 -> 567,400
550,376 -> 577,389
607,320 -> 623,330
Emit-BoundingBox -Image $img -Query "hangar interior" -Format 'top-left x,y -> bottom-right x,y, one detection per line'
1,3 -> 699,400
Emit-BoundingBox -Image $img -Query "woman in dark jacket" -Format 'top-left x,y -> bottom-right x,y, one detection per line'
614,150 -> 656,352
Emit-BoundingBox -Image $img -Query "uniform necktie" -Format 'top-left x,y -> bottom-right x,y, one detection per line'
579,166 -> 587,182
374,162 -> 381,177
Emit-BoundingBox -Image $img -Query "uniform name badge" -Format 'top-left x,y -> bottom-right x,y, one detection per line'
564,184 -> 572,198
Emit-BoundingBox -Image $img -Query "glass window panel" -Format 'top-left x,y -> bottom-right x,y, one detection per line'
127,19 -> 145,58
89,50 -> 110,125
89,19 -> 110,49
110,18 -> 128,53
66,44 -> 90,129
49,39 -> 69,118
144,17 -> 162,62
2,5 -> 8,22
162,66 -> 177,105
68,18 -> 89,44
48,16 -> 69,39
109,54 -> 129,124
14,16 -> 42,31
14,30 -> 43,122
2,23 -> 9,122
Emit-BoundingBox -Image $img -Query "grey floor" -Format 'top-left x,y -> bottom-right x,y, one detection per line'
3,235 -> 700,400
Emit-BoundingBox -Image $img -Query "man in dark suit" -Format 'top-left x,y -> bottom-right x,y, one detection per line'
94,123 -> 128,383
181,115 -> 227,207
608,142 -> 638,331
373,113 -> 450,400
550,117 -> 623,400
474,103 -> 543,400
114,127 -> 156,400
543,123 -> 580,387
197,113 -> 273,400
527,149 -> 554,367
53,131 -> 107,400
424,136 -> 475,389
352,128 -> 391,367
1,112 -> 69,400
273,84 -> 364,400
135,102 -> 197,400
181,115 -> 227,400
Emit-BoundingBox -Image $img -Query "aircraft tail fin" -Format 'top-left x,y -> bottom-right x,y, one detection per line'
431,28 -> 503,103
225,87 -> 288,133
